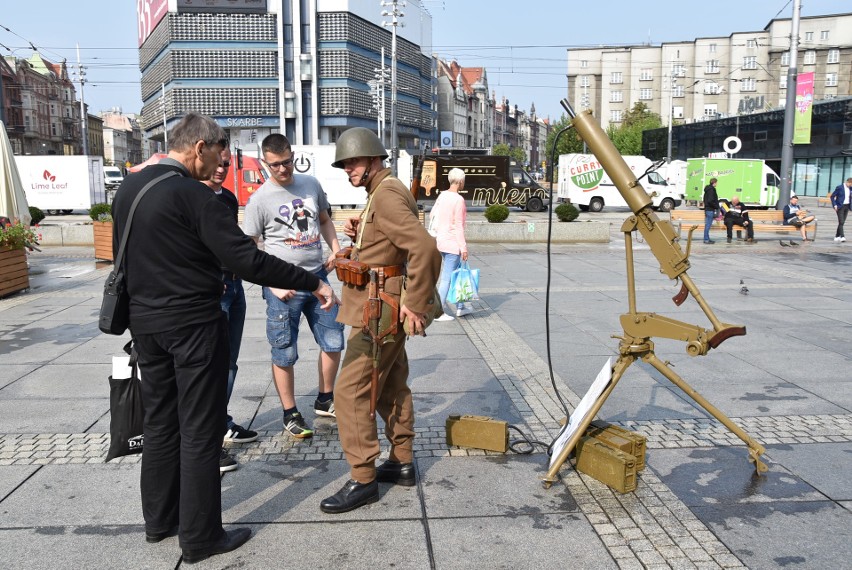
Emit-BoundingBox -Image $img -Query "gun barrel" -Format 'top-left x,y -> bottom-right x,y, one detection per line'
567,105 -> 652,213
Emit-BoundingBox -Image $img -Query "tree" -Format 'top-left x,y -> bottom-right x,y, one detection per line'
492,143 -> 525,164
544,114 -> 585,180
606,102 -> 663,156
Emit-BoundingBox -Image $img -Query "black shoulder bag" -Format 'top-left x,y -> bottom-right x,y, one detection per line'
99,171 -> 179,335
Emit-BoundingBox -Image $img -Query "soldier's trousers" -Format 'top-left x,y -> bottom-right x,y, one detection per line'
335,327 -> 414,483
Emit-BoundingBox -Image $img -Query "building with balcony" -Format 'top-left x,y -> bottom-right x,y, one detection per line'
137,0 -> 435,153
1,52 -> 82,155
567,12 -> 852,131
435,59 -> 493,150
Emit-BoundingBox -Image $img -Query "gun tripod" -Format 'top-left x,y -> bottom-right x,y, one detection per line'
542,218 -> 768,487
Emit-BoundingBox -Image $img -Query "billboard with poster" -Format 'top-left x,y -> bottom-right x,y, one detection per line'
137,0 -> 169,47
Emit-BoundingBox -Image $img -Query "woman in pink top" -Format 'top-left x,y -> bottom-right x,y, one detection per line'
430,168 -> 470,320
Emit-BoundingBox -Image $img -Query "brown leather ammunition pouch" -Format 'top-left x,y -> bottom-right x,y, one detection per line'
334,247 -> 370,287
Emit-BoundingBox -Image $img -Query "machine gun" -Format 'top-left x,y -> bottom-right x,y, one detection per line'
543,101 -> 767,486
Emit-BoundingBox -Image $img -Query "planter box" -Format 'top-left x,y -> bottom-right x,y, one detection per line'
93,221 -> 114,262
0,246 -> 29,298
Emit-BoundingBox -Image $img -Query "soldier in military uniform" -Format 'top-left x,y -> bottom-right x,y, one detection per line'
320,128 -> 441,514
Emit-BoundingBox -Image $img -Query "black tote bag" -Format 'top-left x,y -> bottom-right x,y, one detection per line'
105,341 -> 145,461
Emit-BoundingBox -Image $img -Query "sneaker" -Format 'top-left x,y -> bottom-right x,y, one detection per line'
435,313 -> 455,322
220,449 -> 238,473
456,303 -> 474,317
283,412 -> 313,438
703,240 -> 715,244
314,398 -> 336,418
224,424 -> 258,444
726,237 -> 732,243
841,237 -> 847,242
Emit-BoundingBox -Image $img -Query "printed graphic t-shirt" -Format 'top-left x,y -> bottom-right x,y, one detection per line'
243,174 -> 330,274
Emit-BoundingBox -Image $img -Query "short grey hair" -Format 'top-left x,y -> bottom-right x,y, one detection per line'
169,112 -> 228,152
448,168 -> 465,185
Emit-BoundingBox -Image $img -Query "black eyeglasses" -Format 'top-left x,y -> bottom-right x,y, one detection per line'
266,158 -> 294,169
220,161 -> 231,168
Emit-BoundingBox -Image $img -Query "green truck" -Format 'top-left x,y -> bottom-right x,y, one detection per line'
685,158 -> 781,208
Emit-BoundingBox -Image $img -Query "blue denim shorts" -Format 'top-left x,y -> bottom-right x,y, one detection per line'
262,269 -> 344,367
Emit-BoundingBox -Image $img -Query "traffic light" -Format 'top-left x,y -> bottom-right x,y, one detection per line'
236,148 -> 243,170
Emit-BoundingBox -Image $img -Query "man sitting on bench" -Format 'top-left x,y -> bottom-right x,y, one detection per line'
721,196 -> 755,244
783,195 -> 816,242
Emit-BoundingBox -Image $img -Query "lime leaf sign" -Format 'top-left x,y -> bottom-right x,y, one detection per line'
569,158 -> 604,191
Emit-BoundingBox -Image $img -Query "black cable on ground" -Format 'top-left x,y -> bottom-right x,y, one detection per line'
508,424 -> 551,455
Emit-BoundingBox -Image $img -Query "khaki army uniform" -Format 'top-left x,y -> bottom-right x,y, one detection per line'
335,168 -> 441,483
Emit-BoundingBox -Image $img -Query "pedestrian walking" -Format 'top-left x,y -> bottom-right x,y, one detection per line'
830,177 -> 852,242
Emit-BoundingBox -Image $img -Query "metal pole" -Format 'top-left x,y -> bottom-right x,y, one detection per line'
76,44 -> 89,156
779,0 -> 801,208
161,82 -> 168,153
381,47 -> 386,146
390,4 -> 399,176
666,61 -> 674,162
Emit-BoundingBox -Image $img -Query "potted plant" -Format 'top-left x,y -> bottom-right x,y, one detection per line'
89,203 -> 114,262
484,204 -> 510,223
554,202 -> 580,222
0,219 -> 39,298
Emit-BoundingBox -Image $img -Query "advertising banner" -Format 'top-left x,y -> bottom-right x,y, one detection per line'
440,131 -> 453,148
137,0 -> 169,47
793,72 -> 814,145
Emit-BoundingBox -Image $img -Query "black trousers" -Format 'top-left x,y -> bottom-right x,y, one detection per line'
725,214 -> 754,239
835,205 -> 849,238
134,315 -> 229,550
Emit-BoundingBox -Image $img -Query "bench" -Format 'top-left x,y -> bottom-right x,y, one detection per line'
818,193 -> 832,208
669,209 -> 818,240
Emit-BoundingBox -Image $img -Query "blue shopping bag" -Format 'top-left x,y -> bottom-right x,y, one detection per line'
447,261 -> 480,304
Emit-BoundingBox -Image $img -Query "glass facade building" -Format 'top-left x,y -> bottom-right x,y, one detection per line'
643,97 -> 852,197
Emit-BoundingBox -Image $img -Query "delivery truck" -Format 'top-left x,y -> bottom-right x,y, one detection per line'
130,152 -> 269,207
685,158 -> 781,208
411,154 -> 549,212
15,155 -> 107,215
557,154 -> 683,212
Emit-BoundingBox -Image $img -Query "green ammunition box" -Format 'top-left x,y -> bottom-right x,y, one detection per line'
575,437 -> 637,493
445,415 -> 509,453
587,420 -> 647,471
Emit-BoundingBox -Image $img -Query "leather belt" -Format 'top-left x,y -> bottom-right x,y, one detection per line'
373,264 -> 405,278
222,270 -> 239,281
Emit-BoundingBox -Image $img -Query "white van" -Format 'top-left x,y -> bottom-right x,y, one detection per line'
103,166 -> 124,190
557,154 -> 684,212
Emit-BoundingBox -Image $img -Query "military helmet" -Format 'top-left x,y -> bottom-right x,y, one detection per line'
332,127 -> 388,168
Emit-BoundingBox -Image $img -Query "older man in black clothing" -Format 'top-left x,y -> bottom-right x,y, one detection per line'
111,113 -> 338,564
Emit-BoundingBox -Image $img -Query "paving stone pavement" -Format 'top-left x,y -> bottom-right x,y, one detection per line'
1,232 -> 851,569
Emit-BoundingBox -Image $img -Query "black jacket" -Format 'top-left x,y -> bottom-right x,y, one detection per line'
112,161 -> 320,334
703,184 -> 719,211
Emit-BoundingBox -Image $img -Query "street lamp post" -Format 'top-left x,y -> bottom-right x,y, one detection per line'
75,44 -> 89,156
779,0 -> 801,207
382,1 -> 404,177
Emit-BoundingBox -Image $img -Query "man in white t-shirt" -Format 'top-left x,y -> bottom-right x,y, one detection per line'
243,134 -> 343,438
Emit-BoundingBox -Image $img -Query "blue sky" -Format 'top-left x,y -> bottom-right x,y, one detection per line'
0,0 -> 848,120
